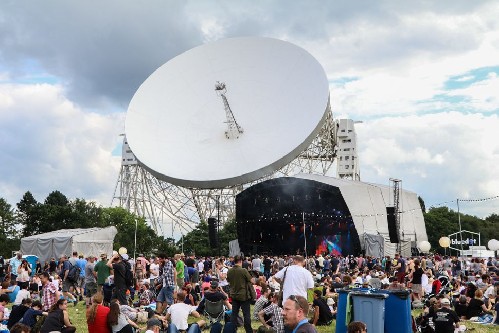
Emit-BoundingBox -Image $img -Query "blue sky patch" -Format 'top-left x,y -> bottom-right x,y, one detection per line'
444,66 -> 499,90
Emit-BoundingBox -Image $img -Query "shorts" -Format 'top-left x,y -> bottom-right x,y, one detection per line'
412,284 -> 422,295
62,279 -> 77,292
156,285 -> 174,305
176,277 -> 184,289
86,282 -> 98,297
77,275 -> 85,289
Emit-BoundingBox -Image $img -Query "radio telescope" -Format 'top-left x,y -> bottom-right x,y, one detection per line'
112,37 -> 341,236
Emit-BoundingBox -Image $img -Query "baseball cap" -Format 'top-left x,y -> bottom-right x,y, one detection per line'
121,254 -> 129,260
147,318 -> 162,328
440,298 -> 450,305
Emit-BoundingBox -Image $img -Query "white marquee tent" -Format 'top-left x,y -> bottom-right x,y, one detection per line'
21,227 -> 118,263
296,174 -> 428,257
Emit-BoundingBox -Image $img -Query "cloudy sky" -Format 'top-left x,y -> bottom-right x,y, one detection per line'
1,1 -> 498,231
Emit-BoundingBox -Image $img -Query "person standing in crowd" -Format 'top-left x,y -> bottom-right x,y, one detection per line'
263,256 -> 273,280
433,298 -> 459,333
10,252 -> 23,281
85,255 -> 98,306
156,255 -> 176,315
347,321 -> 367,333
60,255 -> 78,305
16,259 -> 31,289
107,253 -> 128,306
274,255 -> 314,302
394,253 -> 406,283
40,272 -> 60,311
252,255 -> 262,272
184,254 -> 198,284
409,259 -> 424,302
95,253 -> 111,293
175,254 -> 185,290
282,295 -> 316,333
227,255 -> 255,333
76,254 -> 87,300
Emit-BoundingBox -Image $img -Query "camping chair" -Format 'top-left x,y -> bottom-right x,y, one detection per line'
204,299 -> 225,328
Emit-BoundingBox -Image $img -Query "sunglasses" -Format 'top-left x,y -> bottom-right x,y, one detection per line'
288,295 -> 303,310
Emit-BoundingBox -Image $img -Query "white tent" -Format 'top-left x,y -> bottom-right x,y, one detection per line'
21,227 -> 118,263
295,174 -> 427,257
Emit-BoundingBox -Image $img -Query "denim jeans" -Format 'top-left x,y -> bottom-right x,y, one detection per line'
168,323 -> 202,333
157,285 -> 175,305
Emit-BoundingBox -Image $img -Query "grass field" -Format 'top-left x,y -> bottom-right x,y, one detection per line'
64,300 -> 497,333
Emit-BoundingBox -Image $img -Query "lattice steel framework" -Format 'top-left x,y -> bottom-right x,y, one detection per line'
112,109 -> 339,237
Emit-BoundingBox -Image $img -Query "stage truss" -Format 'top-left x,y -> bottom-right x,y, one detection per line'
112,110 -> 338,237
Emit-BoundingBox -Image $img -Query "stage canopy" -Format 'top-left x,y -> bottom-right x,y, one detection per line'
21,227 -> 118,263
236,174 -> 427,257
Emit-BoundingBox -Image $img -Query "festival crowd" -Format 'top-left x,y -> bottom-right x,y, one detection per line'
0,250 -> 497,333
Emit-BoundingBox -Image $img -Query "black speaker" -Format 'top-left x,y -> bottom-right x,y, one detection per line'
386,207 -> 399,243
208,217 -> 218,248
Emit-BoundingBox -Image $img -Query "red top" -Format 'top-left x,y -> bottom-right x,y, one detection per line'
87,304 -> 111,333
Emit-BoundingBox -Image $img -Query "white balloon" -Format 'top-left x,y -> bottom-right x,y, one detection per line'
439,237 -> 451,248
118,247 -> 128,255
418,241 -> 431,252
488,239 -> 499,251
112,250 -> 118,256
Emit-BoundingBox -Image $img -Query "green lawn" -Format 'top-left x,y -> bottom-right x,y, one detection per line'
64,300 -> 497,333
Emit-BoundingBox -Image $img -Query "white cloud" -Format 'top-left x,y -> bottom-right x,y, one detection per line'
0,83 -> 123,205
356,112 -> 499,217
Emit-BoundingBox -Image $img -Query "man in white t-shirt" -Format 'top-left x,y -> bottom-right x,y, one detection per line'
149,258 -> 160,280
252,255 -> 262,272
274,255 -> 314,302
166,290 -> 205,332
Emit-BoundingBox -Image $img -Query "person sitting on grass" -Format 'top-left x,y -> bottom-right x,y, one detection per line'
7,297 -> 31,329
20,300 -> 47,329
0,293 -> 10,322
310,290 -> 333,326
107,299 -> 141,333
257,292 -> 284,333
86,292 -> 110,333
166,290 -> 205,333
40,298 -> 76,333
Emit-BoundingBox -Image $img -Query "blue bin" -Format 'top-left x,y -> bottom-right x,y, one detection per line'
335,289 -> 350,333
351,292 -> 388,333
379,289 -> 412,333
336,288 -> 369,333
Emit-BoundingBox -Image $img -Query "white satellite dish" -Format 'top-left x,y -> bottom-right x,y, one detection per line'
126,37 -> 330,188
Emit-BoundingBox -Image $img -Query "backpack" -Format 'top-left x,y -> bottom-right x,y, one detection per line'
66,262 -> 81,283
123,261 -> 134,288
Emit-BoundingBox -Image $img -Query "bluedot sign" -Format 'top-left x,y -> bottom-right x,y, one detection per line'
448,230 -> 480,251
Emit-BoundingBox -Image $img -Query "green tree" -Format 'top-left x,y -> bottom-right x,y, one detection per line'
17,191 -> 42,237
0,198 -> 21,257
178,221 -> 211,256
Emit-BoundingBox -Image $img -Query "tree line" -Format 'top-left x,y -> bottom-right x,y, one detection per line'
0,190 -> 178,258
0,191 -> 496,259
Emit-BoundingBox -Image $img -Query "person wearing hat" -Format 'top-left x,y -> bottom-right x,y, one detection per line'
106,253 -> 128,306
433,297 -> 460,333
145,317 -> 162,333
84,255 -> 98,306
196,279 -> 231,314
94,253 -> 111,294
